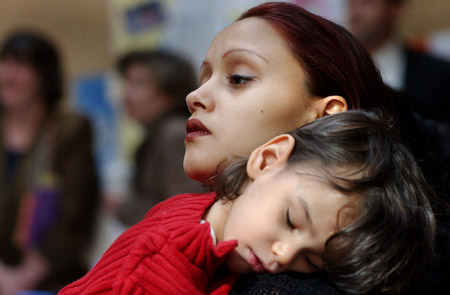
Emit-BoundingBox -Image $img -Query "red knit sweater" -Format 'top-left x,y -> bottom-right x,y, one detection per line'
58,193 -> 238,294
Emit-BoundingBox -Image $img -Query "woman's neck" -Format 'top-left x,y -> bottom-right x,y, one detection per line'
2,101 -> 48,152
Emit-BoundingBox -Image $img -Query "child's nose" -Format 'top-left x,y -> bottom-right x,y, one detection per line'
185,82 -> 215,114
271,241 -> 300,266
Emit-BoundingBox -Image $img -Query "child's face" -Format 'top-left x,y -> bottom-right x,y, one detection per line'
184,17 -> 320,183
221,166 -> 353,274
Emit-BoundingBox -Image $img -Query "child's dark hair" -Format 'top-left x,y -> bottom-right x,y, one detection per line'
216,110 -> 436,294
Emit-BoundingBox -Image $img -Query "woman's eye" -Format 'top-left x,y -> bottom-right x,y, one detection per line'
227,74 -> 254,85
285,208 -> 295,229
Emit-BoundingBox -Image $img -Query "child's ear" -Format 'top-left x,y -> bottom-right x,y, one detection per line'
246,134 -> 295,180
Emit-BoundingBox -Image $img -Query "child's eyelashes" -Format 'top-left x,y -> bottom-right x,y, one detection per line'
285,208 -> 295,229
304,253 -> 320,271
226,73 -> 255,86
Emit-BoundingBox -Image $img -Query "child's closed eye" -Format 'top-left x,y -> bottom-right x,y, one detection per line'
285,208 -> 295,229
304,253 -> 322,272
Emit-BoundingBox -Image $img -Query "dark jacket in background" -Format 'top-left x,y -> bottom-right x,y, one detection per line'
0,111 -> 99,292
404,48 -> 450,124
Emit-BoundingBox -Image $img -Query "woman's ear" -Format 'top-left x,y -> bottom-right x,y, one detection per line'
315,95 -> 348,117
246,134 -> 295,180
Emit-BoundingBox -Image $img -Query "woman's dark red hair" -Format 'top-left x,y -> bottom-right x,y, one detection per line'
238,2 -> 390,113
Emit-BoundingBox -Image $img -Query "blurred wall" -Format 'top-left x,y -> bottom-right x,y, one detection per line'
0,0 -> 111,84
400,0 -> 450,37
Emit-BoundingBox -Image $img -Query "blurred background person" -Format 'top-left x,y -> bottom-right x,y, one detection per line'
111,50 -> 201,227
0,31 -> 99,294
347,0 -> 450,123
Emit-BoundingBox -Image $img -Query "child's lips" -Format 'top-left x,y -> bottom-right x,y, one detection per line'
248,250 -> 265,273
185,118 -> 210,140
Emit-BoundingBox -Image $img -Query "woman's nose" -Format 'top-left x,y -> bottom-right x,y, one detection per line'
272,241 -> 300,266
185,82 -> 215,114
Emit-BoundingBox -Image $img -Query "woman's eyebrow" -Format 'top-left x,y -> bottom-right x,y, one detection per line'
222,48 -> 269,63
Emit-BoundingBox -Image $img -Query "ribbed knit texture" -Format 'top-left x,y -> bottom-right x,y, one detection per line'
58,193 -> 238,295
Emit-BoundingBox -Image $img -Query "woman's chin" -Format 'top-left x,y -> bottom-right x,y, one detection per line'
184,163 -> 215,184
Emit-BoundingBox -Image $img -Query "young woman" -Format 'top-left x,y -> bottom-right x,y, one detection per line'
59,110 -> 435,295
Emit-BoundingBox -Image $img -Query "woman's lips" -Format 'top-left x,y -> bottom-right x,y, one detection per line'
185,118 -> 210,141
248,250 -> 265,273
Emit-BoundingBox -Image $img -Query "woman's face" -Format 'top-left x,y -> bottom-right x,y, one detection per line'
184,17 -> 324,182
0,56 -> 41,111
